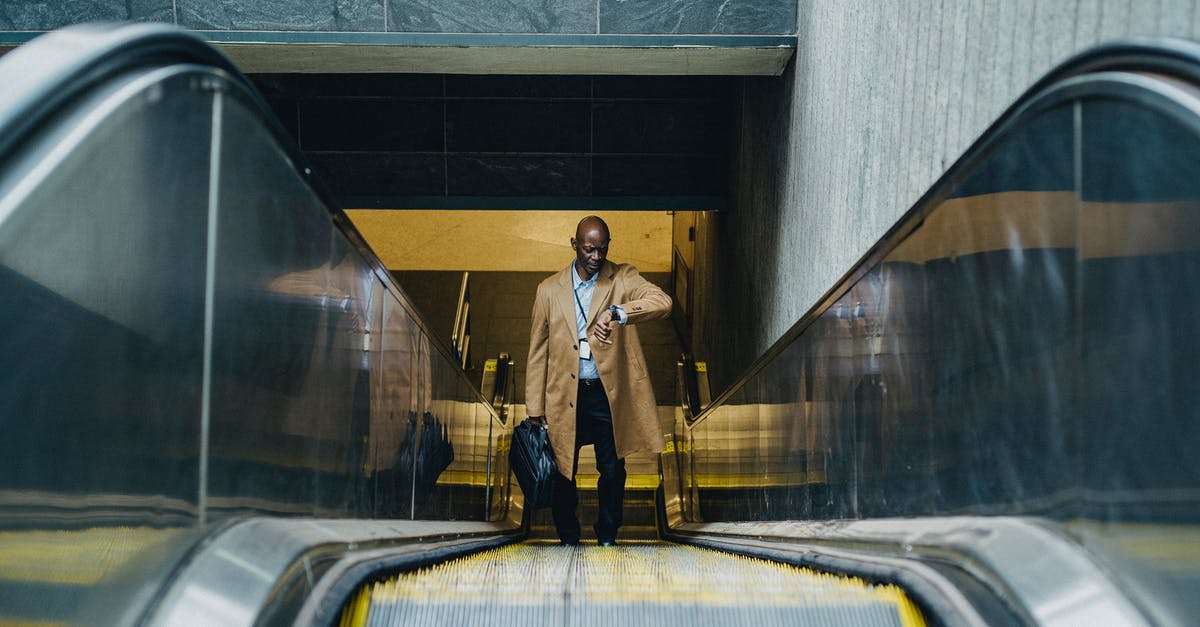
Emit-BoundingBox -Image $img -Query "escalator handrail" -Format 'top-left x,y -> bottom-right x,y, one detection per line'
689,36 -> 1200,425
0,23 -> 238,164
0,23 -> 501,418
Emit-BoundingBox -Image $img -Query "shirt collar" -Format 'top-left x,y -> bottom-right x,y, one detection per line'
571,261 -> 596,289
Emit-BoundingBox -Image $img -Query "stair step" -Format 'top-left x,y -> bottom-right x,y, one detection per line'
528,488 -> 658,541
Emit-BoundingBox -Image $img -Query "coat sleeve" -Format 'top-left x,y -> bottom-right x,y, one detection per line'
524,282 -> 550,417
616,264 -> 672,324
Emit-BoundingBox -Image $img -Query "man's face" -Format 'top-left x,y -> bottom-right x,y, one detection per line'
572,226 -> 609,279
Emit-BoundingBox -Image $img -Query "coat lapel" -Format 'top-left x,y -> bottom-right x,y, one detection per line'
588,261 -> 615,326
555,264 -> 577,336
556,261 -> 614,337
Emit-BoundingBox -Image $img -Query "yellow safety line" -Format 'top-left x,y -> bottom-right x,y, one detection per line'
0,527 -> 185,586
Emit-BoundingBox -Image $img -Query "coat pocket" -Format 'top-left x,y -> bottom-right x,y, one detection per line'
631,349 -> 648,381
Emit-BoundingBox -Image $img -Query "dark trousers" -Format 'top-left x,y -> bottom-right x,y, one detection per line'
551,378 -> 626,543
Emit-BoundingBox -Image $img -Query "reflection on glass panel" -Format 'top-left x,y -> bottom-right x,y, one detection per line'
1079,98 -> 1200,521
1,46 -> 519,626
691,387 -> 756,520
487,425 -> 512,523
806,304 -> 857,519
678,87 -> 1200,618
374,293 -> 423,518
0,71 -> 212,623
1075,95 -> 1200,621
912,103 -> 1077,517
866,262 -> 933,516
416,346 -> 494,521
687,101 -> 1081,524
207,92 -> 368,519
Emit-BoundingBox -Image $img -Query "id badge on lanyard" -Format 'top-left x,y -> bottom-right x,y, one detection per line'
574,285 -> 594,361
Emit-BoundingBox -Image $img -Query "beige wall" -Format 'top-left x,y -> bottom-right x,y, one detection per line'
346,209 -> 673,272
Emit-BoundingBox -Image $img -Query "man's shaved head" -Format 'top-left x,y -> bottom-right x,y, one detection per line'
575,215 -> 610,241
572,215 -> 611,280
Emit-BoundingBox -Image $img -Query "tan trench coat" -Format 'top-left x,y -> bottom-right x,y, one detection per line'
525,260 -> 671,479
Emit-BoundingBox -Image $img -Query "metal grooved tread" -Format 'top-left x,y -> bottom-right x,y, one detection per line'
339,542 -> 926,627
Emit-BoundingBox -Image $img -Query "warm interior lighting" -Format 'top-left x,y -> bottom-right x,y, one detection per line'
344,209 -> 674,272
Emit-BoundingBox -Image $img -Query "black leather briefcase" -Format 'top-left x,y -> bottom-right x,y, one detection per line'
509,419 -> 558,509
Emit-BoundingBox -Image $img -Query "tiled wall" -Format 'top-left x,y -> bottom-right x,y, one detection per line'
0,1 -> 796,34
252,73 -> 735,206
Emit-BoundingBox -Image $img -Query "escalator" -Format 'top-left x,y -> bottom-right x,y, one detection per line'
1,22 -> 1197,627
339,542 -> 924,627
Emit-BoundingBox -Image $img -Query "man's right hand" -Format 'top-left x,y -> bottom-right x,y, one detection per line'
528,415 -> 548,427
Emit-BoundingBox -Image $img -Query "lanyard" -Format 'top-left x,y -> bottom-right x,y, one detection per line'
573,282 -> 590,341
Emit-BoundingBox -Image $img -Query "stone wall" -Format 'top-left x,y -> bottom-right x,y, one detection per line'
0,0 -> 795,34
702,0 -> 1200,394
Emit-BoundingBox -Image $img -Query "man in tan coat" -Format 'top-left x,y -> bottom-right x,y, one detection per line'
525,216 -> 671,545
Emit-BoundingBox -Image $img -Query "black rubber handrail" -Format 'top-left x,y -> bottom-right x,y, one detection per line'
0,23 -> 238,163
689,36 -> 1200,424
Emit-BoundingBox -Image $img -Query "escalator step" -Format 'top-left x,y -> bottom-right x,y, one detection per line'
340,542 -> 925,627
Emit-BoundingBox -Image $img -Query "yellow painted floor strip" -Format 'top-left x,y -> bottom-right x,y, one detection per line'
0,526 -> 186,586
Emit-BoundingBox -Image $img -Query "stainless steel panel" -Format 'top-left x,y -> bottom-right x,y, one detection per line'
674,518 -> 1150,627
146,518 -> 515,627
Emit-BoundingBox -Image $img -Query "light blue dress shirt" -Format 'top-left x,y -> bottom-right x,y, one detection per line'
572,261 -> 600,379
572,261 -> 628,380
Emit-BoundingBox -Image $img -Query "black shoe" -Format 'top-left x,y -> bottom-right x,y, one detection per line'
597,539 -> 616,547
560,539 -> 580,546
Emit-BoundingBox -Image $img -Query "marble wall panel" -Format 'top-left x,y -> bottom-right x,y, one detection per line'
445,74 -> 590,98
388,0 -> 594,33
263,97 -> 299,139
446,156 -> 590,196
306,152 -> 445,197
598,0 -> 795,34
593,155 -> 725,195
249,73 -> 732,205
593,101 -> 730,154
299,100 -> 443,151
0,0 -> 172,29
445,100 -> 590,152
0,0 -> 799,34
254,73 -> 443,99
593,75 -> 737,99
178,0 -> 384,31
